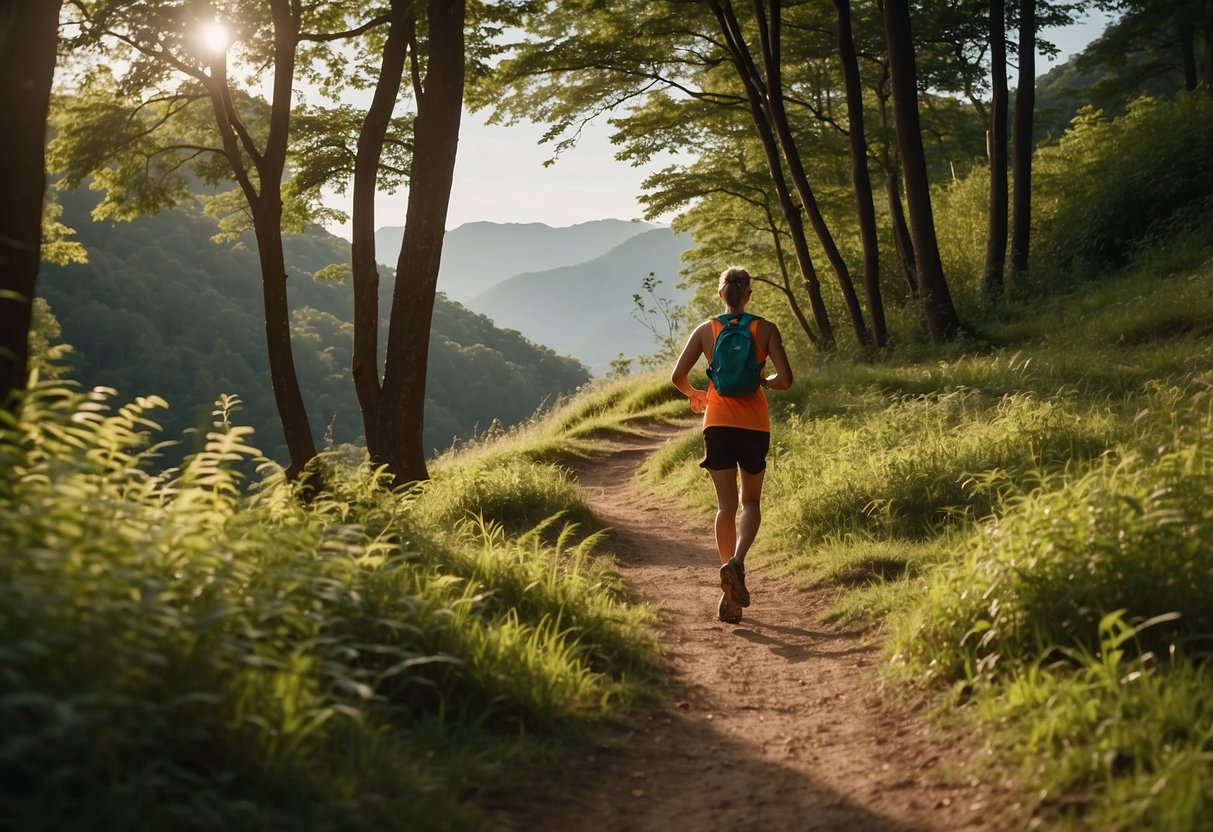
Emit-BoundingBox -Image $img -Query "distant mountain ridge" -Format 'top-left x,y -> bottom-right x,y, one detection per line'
374,219 -> 656,302
466,228 -> 695,373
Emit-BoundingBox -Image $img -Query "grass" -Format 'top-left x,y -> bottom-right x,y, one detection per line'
641,241 -> 1213,829
0,384 -> 663,832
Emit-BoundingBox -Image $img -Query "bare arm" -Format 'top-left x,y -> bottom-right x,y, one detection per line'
671,321 -> 711,413
760,323 -> 793,391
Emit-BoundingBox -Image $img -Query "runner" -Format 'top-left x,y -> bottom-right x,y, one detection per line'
670,266 -> 793,623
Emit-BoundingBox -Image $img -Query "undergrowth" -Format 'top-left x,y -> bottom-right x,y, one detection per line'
0,385 -> 660,832
644,244 -> 1213,829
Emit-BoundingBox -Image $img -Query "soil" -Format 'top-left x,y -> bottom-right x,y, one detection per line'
493,423 -> 1025,832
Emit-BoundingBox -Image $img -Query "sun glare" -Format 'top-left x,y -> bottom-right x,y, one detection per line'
200,22 -> 230,53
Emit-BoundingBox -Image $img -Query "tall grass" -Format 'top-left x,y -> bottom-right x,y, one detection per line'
643,238 -> 1213,828
0,383 -> 659,831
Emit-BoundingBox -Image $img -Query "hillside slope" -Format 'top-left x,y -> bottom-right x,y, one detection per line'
38,189 -> 590,463
467,228 -> 695,372
375,219 -> 656,302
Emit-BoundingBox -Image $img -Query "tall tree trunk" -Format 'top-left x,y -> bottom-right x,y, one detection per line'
743,0 -> 871,346
1178,21 -> 1198,91
883,166 -> 918,296
1009,0 -> 1035,279
205,0 -> 318,483
881,0 -> 961,342
0,0 -> 62,410
351,0 -> 411,461
834,0 -> 886,348
983,0 -> 1009,301
252,210 -> 318,482
378,0 -> 466,485
762,200 -> 818,345
707,0 -> 835,347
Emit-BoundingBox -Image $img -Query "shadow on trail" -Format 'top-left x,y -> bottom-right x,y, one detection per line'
730,615 -> 874,663
494,702 -> 927,832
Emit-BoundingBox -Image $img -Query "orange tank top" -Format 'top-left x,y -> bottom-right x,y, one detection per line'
703,317 -> 769,433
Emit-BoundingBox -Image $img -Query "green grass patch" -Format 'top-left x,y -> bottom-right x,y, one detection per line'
0,383 -> 660,831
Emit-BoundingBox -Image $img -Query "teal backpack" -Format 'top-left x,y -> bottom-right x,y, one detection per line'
707,313 -> 763,397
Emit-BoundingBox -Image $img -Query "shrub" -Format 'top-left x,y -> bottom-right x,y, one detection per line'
894,392 -> 1213,684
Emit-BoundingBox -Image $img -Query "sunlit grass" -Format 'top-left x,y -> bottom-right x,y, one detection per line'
643,243 -> 1213,830
0,383 -> 660,830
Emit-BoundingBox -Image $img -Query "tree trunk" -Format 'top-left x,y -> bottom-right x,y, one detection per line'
378,0 -> 466,486
745,0 -> 871,346
708,0 -> 834,347
0,0 -> 62,410
762,201 -> 818,344
202,1 -> 318,484
882,165 -> 918,296
881,0 -> 962,342
1009,0 -> 1035,279
351,1 -> 411,461
983,0 -> 1009,301
834,0 -> 886,348
1178,21 -> 1198,92
251,207 -> 318,482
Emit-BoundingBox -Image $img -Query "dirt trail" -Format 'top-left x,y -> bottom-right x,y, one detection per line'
496,424 -> 1022,832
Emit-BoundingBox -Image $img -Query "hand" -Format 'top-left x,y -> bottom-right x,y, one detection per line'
689,389 -> 708,413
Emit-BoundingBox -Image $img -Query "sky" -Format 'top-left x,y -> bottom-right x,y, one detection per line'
322,7 -> 1117,240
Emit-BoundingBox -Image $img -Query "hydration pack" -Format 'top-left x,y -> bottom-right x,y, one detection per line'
707,313 -> 762,397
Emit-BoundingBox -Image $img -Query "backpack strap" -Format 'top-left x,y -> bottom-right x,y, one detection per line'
716,313 -> 759,327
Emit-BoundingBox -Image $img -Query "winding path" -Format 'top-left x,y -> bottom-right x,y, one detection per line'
496,424 -> 1020,832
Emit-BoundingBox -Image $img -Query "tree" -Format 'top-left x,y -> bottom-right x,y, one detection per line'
1087,0 -> 1213,93
637,108 -> 821,346
710,0 -> 871,347
834,0 -> 887,346
53,0 -> 372,482
881,0 -> 962,341
1010,0 -> 1036,279
350,0 -> 467,484
0,0 -> 63,411
983,0 -> 1010,299
491,1 -> 852,349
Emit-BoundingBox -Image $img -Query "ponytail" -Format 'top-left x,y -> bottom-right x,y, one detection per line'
718,266 -> 752,309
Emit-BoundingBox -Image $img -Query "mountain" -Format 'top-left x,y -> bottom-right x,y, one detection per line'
466,228 -> 695,373
374,219 -> 656,302
38,189 -> 590,464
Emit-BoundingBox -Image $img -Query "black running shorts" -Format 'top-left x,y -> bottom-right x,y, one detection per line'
699,426 -> 770,474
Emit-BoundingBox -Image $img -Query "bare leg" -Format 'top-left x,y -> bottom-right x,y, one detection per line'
734,468 -> 765,565
707,467 -> 740,565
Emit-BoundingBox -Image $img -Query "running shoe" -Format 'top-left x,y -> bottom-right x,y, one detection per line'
720,557 -> 750,608
718,591 -> 743,624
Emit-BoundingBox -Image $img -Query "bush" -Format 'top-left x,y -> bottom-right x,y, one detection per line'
1031,93 -> 1213,282
0,383 -> 657,831
894,391 -> 1213,684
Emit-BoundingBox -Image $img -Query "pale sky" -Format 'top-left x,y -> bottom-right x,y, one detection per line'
322,8 -> 1116,240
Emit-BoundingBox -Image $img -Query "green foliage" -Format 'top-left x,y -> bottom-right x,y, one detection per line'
1031,93 -> 1213,282
38,187 -> 590,464
894,386 -> 1213,685
974,629 -> 1213,830
26,299 -> 73,381
644,241 -> 1213,828
0,382 -> 657,830
412,458 -> 597,537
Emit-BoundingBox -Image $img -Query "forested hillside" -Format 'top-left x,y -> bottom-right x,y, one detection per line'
468,227 -> 694,372
38,188 -> 590,462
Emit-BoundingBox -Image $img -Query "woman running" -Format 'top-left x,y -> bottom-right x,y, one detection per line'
671,266 -> 793,624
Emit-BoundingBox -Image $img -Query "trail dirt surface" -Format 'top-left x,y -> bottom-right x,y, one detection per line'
496,424 -> 1022,832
